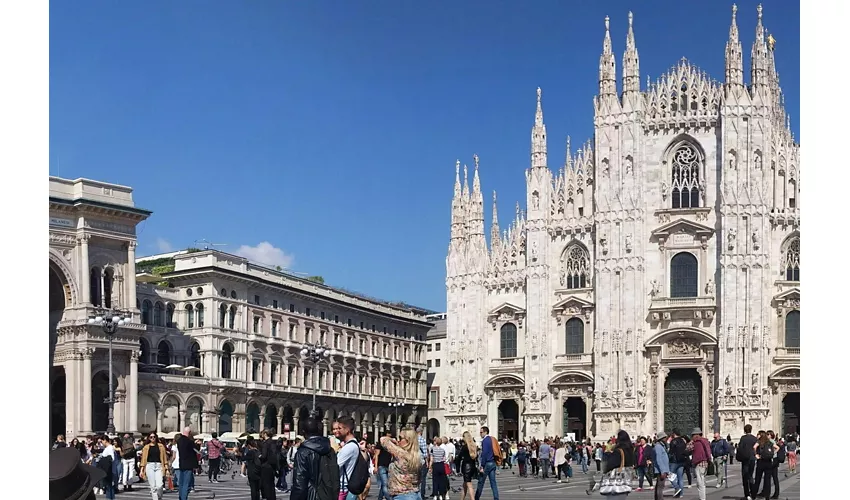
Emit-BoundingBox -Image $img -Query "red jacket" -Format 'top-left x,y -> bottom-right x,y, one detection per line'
207,439 -> 224,459
689,437 -> 712,465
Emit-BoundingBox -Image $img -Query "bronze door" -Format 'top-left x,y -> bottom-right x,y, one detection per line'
664,369 -> 702,435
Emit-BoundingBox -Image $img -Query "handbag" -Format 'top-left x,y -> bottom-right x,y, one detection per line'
599,449 -> 633,496
444,463 -> 451,475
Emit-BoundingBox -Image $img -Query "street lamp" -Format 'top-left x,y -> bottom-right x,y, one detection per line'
88,310 -> 128,435
388,401 -> 405,435
300,343 -> 330,418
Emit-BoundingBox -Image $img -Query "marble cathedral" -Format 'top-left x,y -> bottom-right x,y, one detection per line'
441,6 -> 800,441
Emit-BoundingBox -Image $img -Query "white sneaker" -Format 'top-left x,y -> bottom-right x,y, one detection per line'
557,480 -> 563,483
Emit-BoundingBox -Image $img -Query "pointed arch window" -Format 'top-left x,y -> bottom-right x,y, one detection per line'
565,318 -> 584,355
670,252 -> 698,298
670,142 -> 702,209
563,244 -> 590,289
783,237 -> 800,281
784,310 -> 800,348
500,323 -> 518,359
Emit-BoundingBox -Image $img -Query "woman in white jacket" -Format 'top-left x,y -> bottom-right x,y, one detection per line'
554,443 -> 570,483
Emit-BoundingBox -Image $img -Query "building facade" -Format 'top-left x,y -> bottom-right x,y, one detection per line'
441,6 -> 800,441
50,177 -> 431,440
424,313 -> 447,439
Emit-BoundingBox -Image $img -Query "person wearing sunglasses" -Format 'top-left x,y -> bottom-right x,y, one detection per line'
139,433 -> 171,500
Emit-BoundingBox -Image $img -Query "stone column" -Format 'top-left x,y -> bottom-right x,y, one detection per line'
656,366 -> 669,434
126,242 -> 137,310
82,348 -> 93,433
65,353 -> 80,439
292,416 -> 300,436
486,391 -> 499,438
114,390 -> 126,432
697,366 -> 710,434
179,409 -> 187,431
278,407 -> 286,434
130,350 -> 139,433
80,236 -> 91,304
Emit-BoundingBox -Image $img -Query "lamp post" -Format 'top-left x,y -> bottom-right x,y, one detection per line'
299,343 -> 330,418
88,310 -> 127,435
388,401 -> 405,435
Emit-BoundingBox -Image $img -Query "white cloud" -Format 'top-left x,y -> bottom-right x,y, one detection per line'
156,238 -> 174,252
234,242 -> 295,269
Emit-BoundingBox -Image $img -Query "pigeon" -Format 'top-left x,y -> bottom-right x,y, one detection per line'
519,487 -> 527,491
205,493 -> 215,499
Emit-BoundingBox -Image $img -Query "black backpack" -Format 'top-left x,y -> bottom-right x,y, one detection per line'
757,442 -> 774,461
343,441 -> 371,495
315,449 -> 340,500
668,437 -> 688,464
775,444 -> 786,463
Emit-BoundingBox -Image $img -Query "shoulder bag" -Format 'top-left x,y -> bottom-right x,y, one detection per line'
599,448 -> 633,496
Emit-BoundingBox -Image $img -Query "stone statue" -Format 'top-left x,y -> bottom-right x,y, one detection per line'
530,377 -> 539,395
467,379 -> 475,395
661,180 -> 669,199
649,279 -> 661,298
724,374 -> 732,395
625,157 -> 633,175
532,192 -> 539,210
599,234 -> 608,253
531,240 -> 539,261
751,371 -> 758,394
727,150 -> 737,170
752,229 -> 760,250
637,380 -> 646,406
559,268 -> 566,286
754,153 -> 763,170
625,234 -> 633,252
727,228 -> 737,250
447,382 -> 455,402
705,279 -> 715,296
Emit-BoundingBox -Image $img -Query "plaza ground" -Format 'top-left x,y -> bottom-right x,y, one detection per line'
100,462 -> 801,499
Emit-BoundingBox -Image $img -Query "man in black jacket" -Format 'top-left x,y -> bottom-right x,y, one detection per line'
736,424 -> 758,500
175,427 -> 200,500
290,417 -> 336,500
260,430 -> 279,500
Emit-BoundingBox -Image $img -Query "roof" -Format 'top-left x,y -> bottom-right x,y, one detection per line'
427,318 -> 447,339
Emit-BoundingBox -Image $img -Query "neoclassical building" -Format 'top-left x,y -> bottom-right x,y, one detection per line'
50,176 -> 431,440
440,6 -> 799,441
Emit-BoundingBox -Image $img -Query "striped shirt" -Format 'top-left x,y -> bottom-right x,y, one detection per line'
431,446 -> 446,463
418,435 -> 428,464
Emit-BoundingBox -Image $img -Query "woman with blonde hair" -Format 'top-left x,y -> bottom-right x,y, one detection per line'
379,429 -> 422,500
456,431 -> 479,500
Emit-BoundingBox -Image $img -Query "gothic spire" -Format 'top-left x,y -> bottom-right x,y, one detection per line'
725,4 -> 743,87
491,190 -> 500,249
472,154 -> 482,198
565,135 -> 573,170
530,87 -> 548,169
450,160 -> 465,241
751,4 -> 770,89
453,159 -> 461,199
599,15 -> 617,96
462,163 -> 469,200
622,11 -> 640,94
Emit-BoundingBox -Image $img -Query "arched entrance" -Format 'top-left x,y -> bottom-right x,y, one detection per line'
246,403 -> 260,433
782,392 -> 800,436
264,404 -> 278,433
161,396 -> 181,433
497,400 -> 519,441
563,397 -> 587,440
664,368 -> 702,435
138,394 -> 158,434
218,400 -> 234,434
92,372 -> 111,432
427,418 -> 440,441
186,397 -> 204,434
51,368 -> 66,438
297,407 -> 311,434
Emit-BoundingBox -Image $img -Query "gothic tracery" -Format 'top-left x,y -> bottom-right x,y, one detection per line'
561,244 -> 590,289
670,142 -> 702,209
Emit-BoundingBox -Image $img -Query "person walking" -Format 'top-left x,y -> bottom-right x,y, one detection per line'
634,436 -> 654,491
174,427 -> 199,500
333,416 -> 361,500
667,430 -> 688,498
538,440 -> 551,479
456,431 -> 479,500
602,431 -> 635,499
651,433 -> 671,500
710,432 -> 730,488
139,433 -> 170,500
785,437 -> 798,475
554,442 -> 569,483
686,428 -> 711,500
206,432 -> 225,483
119,433 -> 136,491
474,426 -> 500,500
736,424 -> 758,500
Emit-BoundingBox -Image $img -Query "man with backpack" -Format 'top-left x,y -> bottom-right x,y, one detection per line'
290,417 -> 338,500
667,430 -> 688,498
736,424 -> 758,500
332,416 -> 370,500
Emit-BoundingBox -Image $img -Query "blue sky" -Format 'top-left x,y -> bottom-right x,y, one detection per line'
50,0 -> 800,312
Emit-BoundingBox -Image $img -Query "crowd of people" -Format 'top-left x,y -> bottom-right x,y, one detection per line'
49,422 -> 799,500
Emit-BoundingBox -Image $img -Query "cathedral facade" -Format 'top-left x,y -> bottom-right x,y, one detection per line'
441,6 -> 800,441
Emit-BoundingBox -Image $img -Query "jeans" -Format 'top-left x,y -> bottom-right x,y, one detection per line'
377,466 -> 391,500
394,493 -> 420,500
277,466 -> 289,490
557,463 -> 569,480
248,478 -> 261,500
636,466 -> 652,488
753,460 -> 772,499
419,462 -> 428,498
670,462 -> 685,493
122,458 -> 136,486
741,459 -> 756,498
694,463 -> 707,500
144,463 -> 164,500
176,470 -> 193,500
432,462 -> 448,498
103,481 -> 116,500
539,458 -> 550,478
769,461 -> 780,496
581,456 -> 588,473
713,457 -> 726,486
474,461 -> 499,500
